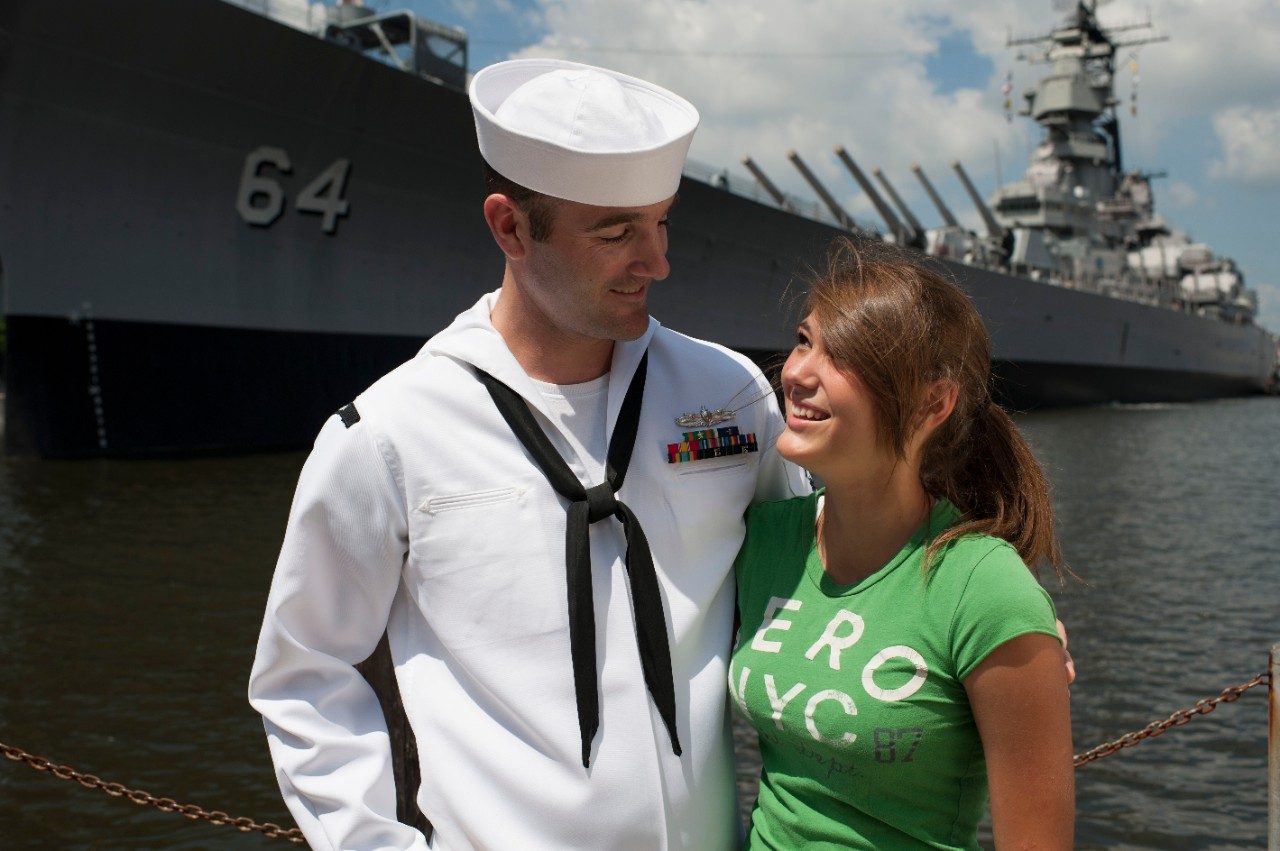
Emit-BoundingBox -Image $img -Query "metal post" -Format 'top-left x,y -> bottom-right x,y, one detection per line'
1269,641 -> 1278,851
951,160 -> 1005,240
786,150 -> 855,231
911,163 -> 960,229
834,146 -> 904,242
741,157 -> 793,211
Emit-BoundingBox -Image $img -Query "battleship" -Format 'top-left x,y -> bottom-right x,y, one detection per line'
0,0 -> 1275,457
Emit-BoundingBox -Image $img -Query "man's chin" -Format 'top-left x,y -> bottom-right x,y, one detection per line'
600,307 -> 651,342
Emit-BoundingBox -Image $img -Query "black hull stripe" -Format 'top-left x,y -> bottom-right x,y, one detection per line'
4,316 -> 1269,458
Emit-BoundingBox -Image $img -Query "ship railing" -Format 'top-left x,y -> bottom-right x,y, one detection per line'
2,643 -> 1276,845
683,158 -> 881,237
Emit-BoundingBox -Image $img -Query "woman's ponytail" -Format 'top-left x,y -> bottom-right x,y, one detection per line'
924,400 -> 1062,574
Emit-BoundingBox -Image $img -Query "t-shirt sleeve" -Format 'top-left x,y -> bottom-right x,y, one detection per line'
949,541 -> 1061,682
734,502 -> 767,624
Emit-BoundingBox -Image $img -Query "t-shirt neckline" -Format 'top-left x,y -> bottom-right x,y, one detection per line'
805,490 -> 961,598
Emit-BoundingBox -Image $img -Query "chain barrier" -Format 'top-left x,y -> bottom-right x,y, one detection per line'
1,670 -> 1273,842
1073,671 -> 1270,767
0,741 -> 304,844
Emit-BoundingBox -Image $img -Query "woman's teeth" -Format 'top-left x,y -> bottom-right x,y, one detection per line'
791,405 -> 829,421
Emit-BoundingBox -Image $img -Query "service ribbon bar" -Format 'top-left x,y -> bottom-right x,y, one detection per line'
666,425 -> 758,464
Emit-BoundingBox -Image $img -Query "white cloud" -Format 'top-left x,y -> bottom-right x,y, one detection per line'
495,0 -> 1279,314
510,0 -> 1020,224
1209,103 -> 1280,185
1166,179 -> 1198,209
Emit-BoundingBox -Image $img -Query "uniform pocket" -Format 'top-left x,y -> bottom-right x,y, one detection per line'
675,460 -> 748,478
421,486 -> 523,514
407,482 -> 565,649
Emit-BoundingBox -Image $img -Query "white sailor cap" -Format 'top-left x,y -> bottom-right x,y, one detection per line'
469,58 -> 699,208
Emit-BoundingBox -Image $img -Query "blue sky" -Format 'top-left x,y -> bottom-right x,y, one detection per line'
397,0 -> 1280,331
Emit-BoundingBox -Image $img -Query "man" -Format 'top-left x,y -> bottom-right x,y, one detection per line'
249,58 -> 808,850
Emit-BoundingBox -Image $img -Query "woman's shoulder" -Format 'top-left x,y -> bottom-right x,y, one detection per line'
746,490 -> 819,526
928,525 -> 1045,603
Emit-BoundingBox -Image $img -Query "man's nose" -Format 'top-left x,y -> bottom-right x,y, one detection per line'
629,229 -> 670,280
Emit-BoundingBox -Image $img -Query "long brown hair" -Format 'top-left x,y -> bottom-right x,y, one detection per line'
804,237 -> 1063,575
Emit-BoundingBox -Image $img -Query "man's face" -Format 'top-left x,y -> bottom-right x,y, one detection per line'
518,195 -> 675,343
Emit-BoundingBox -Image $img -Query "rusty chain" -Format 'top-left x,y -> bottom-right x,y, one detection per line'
1,670 -> 1272,842
0,741 -> 304,844
1073,671 -> 1271,767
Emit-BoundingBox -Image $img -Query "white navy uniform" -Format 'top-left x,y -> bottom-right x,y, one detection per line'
249,290 -> 809,850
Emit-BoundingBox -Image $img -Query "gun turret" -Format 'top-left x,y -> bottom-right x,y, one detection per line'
872,168 -> 924,248
951,160 -> 1005,240
741,156 -> 793,212
834,147 -> 908,244
786,151 -> 855,231
910,164 -> 960,228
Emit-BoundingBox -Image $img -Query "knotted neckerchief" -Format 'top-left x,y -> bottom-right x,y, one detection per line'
474,352 -> 681,769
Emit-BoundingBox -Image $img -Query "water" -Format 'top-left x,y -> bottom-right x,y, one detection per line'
1,397 -> 1277,849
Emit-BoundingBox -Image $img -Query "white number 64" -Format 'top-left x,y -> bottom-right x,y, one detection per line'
236,147 -> 351,234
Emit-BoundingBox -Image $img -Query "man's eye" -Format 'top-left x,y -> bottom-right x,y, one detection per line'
600,229 -> 629,243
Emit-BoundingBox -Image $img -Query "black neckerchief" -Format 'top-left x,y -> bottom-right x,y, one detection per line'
474,352 -> 681,768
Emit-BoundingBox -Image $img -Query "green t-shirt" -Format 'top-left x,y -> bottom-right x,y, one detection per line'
731,492 -> 1059,850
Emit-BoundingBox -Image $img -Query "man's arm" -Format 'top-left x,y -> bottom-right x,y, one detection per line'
248,415 -> 428,851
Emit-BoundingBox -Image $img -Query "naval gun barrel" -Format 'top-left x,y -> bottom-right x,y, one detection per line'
786,150 -> 855,231
951,160 -> 1005,239
741,156 -> 793,211
872,168 -> 924,247
910,164 -> 960,228
834,146 -> 908,244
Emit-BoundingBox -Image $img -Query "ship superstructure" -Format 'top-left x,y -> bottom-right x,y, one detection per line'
988,2 -> 1260,323
0,0 -> 1274,456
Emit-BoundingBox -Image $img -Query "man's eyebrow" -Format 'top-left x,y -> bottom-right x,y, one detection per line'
585,195 -> 680,232
586,211 -> 643,232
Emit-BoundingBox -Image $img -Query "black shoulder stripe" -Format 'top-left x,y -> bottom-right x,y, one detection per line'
337,403 -> 361,428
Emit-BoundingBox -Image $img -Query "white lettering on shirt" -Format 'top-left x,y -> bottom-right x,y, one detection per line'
862,645 -> 930,702
764,674 -> 806,730
752,597 -> 802,653
803,609 -> 866,670
730,665 -> 751,715
804,689 -> 858,746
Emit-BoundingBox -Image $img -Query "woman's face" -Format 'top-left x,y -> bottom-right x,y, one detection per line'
776,312 -> 889,483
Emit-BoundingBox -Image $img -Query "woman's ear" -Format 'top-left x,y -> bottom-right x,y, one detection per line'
918,379 -> 959,435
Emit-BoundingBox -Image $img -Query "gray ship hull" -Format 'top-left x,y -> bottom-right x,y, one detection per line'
1,0 -> 1274,456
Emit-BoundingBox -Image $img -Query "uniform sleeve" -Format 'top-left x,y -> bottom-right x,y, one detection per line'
949,542 -> 1061,682
751,380 -> 811,504
247,415 -> 428,851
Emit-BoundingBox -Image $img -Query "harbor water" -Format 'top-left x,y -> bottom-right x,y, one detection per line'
1,397 -> 1277,849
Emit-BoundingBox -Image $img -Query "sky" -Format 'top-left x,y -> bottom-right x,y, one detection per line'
395,0 -> 1280,331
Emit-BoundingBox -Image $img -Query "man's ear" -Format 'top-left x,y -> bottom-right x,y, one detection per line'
483,193 -> 527,260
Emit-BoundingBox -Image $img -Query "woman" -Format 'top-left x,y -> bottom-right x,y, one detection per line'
731,238 -> 1075,849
